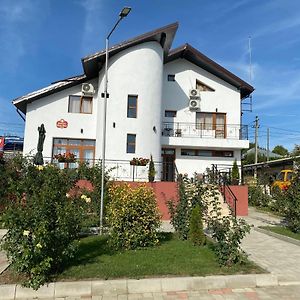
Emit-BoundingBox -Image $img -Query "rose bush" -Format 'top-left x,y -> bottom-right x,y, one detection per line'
1,160 -> 90,289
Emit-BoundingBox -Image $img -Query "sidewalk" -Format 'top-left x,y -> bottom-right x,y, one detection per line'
0,230 -> 8,275
242,207 -> 300,283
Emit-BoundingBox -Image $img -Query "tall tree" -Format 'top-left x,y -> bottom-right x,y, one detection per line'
272,145 -> 289,156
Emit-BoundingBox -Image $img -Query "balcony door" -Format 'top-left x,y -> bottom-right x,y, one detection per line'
162,148 -> 176,182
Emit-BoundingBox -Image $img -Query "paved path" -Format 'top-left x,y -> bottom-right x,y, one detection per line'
242,207 -> 300,283
0,229 -> 8,274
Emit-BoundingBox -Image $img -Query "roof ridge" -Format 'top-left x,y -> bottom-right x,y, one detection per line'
82,22 -> 179,62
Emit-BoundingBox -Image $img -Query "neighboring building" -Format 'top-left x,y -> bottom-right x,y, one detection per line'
12,23 -> 253,181
0,136 -> 24,153
242,147 -> 282,160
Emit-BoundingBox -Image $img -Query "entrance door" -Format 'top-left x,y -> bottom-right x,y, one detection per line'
162,148 -> 176,181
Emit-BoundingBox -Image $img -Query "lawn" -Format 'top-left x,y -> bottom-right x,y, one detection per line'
260,226 -> 300,241
0,233 -> 264,284
57,233 -> 263,280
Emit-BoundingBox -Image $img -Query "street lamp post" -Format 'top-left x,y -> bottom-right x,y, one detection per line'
100,7 -> 131,235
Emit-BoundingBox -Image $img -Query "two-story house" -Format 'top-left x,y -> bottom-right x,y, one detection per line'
12,23 -> 253,182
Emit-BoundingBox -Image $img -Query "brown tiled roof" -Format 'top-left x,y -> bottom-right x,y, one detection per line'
12,22 -> 254,113
81,22 -> 179,77
166,43 -> 254,98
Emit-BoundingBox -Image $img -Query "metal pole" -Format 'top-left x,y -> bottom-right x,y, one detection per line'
267,128 -> 270,162
99,10 -> 131,235
254,116 -> 259,178
100,37 -> 109,235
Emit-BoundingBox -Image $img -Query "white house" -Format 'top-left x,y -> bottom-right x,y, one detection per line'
12,23 -> 253,181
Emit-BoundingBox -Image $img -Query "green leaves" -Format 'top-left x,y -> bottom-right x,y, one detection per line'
0,160 -> 89,289
107,184 -> 161,250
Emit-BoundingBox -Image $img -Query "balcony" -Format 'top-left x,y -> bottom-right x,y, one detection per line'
161,122 -> 249,149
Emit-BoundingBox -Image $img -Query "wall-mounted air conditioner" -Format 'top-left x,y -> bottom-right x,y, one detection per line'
82,83 -> 95,95
189,99 -> 200,110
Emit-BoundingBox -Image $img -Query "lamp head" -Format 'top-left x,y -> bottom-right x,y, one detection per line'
119,7 -> 131,18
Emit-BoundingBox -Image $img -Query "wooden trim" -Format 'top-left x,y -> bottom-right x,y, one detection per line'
68,95 -> 93,114
196,79 -> 215,91
52,138 -> 96,163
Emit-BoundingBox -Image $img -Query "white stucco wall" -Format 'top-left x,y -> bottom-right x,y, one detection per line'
175,148 -> 242,178
95,41 -> 164,180
161,58 -> 247,176
23,78 -> 98,160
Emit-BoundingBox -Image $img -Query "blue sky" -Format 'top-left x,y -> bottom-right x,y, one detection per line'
1,0 -> 300,150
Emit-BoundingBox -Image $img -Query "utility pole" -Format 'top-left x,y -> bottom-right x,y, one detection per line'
254,116 -> 259,178
267,128 -> 270,162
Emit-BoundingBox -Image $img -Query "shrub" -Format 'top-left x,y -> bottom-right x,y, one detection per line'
107,184 -> 161,250
189,204 -> 206,246
1,162 -> 89,289
231,159 -> 239,185
273,177 -> 300,233
168,176 -> 211,240
148,155 -> 155,182
208,215 -> 250,266
248,185 -> 272,208
169,175 -> 250,266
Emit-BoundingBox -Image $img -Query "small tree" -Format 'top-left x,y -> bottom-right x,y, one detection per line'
107,184 -> 161,250
272,145 -> 289,157
231,159 -> 240,185
189,204 -> 206,246
148,155 -> 155,182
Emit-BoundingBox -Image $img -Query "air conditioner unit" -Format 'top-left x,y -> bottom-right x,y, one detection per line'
189,99 -> 200,110
189,89 -> 201,100
82,83 -> 95,95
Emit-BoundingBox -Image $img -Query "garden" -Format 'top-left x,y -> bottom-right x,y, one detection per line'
0,155 -> 262,290
248,166 -> 300,242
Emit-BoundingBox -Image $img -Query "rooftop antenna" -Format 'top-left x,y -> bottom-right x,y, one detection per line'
248,36 -> 252,84
242,36 -> 253,113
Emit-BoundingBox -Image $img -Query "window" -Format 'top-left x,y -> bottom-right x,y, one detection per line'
196,79 -> 215,91
127,95 -> 137,118
168,74 -> 176,81
196,112 -> 226,137
181,149 -> 233,157
127,134 -> 136,153
165,110 -> 177,118
196,112 -> 213,130
68,95 -> 92,114
52,138 -> 96,167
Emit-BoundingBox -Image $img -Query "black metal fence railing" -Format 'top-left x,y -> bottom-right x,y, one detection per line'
7,155 -> 180,182
162,122 -> 248,140
209,164 -> 239,218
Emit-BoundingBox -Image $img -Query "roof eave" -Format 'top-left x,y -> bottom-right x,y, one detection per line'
81,22 -> 179,78
166,44 -> 254,98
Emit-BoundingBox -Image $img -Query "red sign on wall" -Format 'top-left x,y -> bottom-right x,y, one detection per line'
56,119 -> 68,129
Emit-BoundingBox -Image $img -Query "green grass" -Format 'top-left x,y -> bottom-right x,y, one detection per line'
260,226 -> 300,241
57,233 -> 263,281
0,233 -> 264,284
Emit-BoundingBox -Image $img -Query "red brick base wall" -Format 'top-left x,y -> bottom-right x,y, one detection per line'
223,185 -> 248,216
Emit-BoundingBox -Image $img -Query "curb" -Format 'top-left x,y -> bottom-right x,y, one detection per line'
255,227 -> 300,247
0,274 -> 290,300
